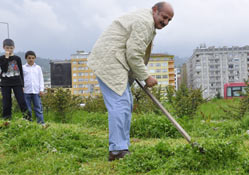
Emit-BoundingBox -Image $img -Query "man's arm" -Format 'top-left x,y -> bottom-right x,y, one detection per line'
126,21 -> 151,81
126,21 -> 157,87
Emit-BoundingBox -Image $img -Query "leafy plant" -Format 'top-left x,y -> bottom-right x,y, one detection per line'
130,113 -> 180,139
42,88 -> 83,122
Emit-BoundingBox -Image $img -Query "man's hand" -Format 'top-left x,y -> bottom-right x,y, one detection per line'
145,76 -> 158,88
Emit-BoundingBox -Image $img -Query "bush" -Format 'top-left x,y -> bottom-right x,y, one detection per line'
83,95 -> 106,113
132,84 -> 164,114
42,88 -> 83,122
130,113 -> 180,139
218,81 -> 249,120
172,84 -> 205,118
117,139 -> 246,174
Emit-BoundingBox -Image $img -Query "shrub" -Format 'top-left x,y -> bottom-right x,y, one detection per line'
219,81 -> 249,120
117,139 -> 246,174
83,95 -> 106,113
173,84 -> 205,118
132,84 -> 164,114
130,113 -> 180,139
42,88 -> 83,122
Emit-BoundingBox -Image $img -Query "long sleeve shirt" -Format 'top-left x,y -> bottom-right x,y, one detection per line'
22,63 -> 44,94
0,55 -> 24,87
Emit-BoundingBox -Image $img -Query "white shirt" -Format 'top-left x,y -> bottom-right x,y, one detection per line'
23,63 -> 44,94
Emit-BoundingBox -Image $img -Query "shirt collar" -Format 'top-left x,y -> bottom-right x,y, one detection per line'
25,63 -> 37,67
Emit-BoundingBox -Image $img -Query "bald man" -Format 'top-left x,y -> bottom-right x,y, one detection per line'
87,1 -> 174,161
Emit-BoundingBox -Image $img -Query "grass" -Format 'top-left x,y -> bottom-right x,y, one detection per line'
0,99 -> 248,174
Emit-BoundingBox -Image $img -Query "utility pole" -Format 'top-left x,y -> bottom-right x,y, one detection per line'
0,22 -> 10,38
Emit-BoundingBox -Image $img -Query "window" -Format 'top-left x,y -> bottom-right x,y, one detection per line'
78,78 -> 84,82
73,85 -> 77,88
228,65 -> 234,69
156,63 -> 161,67
162,63 -> 168,67
233,58 -> 239,61
73,79 -> 77,82
72,61 -> 77,64
156,75 -> 161,79
162,69 -> 168,73
73,67 -> 77,70
162,75 -> 168,79
149,63 -> 154,67
149,69 -> 155,73
78,73 -> 84,76
73,73 -> 77,76
156,69 -> 161,73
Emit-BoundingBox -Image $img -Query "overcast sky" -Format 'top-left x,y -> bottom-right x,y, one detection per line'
1,0 -> 249,60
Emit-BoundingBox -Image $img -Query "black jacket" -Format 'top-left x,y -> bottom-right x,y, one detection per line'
0,55 -> 24,87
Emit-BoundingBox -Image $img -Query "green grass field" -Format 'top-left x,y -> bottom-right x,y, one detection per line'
0,99 -> 248,175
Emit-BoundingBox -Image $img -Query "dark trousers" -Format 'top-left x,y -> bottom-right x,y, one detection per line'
1,86 -> 30,120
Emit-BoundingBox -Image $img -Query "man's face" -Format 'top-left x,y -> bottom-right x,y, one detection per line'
153,4 -> 174,29
3,45 -> 14,55
26,55 -> 36,66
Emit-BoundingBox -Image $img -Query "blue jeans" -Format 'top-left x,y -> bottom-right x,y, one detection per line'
24,94 -> 44,124
97,78 -> 133,151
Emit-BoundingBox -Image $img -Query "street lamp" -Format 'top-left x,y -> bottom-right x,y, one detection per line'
0,22 -> 10,38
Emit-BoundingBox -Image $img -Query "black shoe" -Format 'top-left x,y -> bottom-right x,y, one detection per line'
108,150 -> 130,161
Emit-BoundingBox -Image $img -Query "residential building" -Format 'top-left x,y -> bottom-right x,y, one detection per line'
187,45 -> 249,98
71,51 -> 100,97
175,68 -> 181,90
147,54 -> 175,88
180,63 -> 188,87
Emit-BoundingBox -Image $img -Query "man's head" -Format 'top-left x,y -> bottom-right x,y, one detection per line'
152,2 -> 174,29
25,50 -> 36,66
3,39 -> 15,55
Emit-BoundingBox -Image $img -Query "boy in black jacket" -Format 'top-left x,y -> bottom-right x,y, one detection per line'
0,39 -> 31,120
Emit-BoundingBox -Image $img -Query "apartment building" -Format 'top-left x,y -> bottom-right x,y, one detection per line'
147,54 -> 175,87
71,51 -> 100,97
187,45 -> 249,98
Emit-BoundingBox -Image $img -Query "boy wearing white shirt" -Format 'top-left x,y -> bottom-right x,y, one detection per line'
23,51 -> 45,124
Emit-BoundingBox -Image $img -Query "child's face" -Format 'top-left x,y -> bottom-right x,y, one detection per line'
26,55 -> 36,66
3,45 -> 15,55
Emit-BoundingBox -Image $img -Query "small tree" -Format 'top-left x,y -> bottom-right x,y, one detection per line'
165,85 -> 175,104
237,80 -> 249,119
83,94 -> 107,113
42,88 -> 83,122
173,84 -> 204,118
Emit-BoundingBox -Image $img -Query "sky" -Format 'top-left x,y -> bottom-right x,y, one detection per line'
0,0 -> 249,60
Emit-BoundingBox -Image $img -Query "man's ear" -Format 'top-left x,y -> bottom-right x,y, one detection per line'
152,6 -> 158,13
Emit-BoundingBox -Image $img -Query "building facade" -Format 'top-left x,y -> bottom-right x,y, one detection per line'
147,54 -> 175,88
71,51 -> 100,97
187,45 -> 249,98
